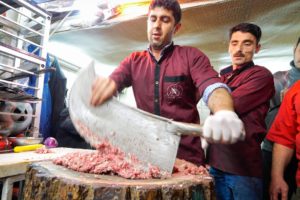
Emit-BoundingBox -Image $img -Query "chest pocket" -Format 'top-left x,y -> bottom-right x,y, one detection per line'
164,75 -> 187,82
163,75 -> 187,103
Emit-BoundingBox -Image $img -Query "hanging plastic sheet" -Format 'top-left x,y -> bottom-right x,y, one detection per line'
48,57 -> 67,138
39,54 -> 52,139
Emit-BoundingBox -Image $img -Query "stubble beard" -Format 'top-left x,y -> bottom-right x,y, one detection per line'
150,40 -> 164,51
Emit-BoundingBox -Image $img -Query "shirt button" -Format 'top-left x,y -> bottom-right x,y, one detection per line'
155,81 -> 159,85
155,99 -> 158,103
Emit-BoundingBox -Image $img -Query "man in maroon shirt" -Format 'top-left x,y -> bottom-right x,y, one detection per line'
207,23 -> 275,200
90,0 -> 245,166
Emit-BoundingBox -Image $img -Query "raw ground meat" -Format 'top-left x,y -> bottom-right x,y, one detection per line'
53,139 -> 163,179
173,159 -> 209,176
35,147 -> 53,154
53,120 -> 209,179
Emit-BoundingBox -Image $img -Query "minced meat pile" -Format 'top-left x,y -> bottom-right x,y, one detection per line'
53,120 -> 208,179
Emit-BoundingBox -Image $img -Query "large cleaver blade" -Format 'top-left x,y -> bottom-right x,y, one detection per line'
69,62 -> 204,174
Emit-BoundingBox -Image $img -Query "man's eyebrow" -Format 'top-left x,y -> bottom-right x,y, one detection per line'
230,39 -> 254,43
243,39 -> 254,43
160,15 -> 170,18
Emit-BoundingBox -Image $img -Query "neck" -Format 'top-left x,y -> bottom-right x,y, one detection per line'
150,42 -> 173,60
152,48 -> 162,60
232,61 -> 254,70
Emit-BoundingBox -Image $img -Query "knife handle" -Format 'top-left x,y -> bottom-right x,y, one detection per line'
170,121 -> 203,137
14,144 -> 44,153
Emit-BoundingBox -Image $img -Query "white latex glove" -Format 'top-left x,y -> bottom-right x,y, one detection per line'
201,138 -> 209,150
200,138 -> 209,156
203,110 -> 245,144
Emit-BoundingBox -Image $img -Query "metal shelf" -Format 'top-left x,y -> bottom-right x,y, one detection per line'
0,0 -> 51,137
0,14 -> 44,37
0,63 -> 36,75
0,111 -> 37,118
0,42 -> 45,65
0,1 -> 46,27
0,28 -> 42,49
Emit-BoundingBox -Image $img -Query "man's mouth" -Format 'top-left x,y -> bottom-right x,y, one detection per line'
152,33 -> 161,39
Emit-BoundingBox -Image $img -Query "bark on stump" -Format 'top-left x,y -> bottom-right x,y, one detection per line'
24,161 -> 215,200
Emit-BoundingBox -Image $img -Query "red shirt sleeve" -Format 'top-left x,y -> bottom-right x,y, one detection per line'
187,48 -> 221,96
266,83 -> 300,149
109,54 -> 134,91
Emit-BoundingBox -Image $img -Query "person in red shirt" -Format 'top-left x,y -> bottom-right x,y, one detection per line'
262,37 -> 300,200
267,80 -> 300,200
206,23 -> 275,200
90,0 -> 245,166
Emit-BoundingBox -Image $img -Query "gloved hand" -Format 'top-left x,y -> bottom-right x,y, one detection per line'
201,138 -> 209,149
203,110 -> 245,144
200,138 -> 209,156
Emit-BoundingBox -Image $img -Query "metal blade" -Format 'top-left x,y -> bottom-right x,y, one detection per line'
69,62 -> 185,173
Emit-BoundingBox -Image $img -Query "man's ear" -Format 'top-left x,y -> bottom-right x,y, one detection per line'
174,23 -> 181,34
255,43 -> 261,53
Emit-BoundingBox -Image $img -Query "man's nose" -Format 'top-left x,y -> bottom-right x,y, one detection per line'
236,43 -> 243,51
153,19 -> 162,28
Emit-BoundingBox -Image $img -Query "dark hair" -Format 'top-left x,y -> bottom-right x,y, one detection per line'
229,23 -> 262,44
294,37 -> 300,53
148,0 -> 181,24
296,37 -> 300,47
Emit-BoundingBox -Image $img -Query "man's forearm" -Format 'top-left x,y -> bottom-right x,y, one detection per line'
203,87 -> 244,143
271,143 -> 294,179
207,88 -> 234,114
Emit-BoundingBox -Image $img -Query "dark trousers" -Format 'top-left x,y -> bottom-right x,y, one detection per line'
262,149 -> 297,200
291,188 -> 300,200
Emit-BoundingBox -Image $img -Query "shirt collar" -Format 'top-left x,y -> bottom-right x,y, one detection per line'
220,61 -> 254,76
148,42 -> 174,62
290,60 -> 295,68
290,60 -> 300,71
289,60 -> 300,77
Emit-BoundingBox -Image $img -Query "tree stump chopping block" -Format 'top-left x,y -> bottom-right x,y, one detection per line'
24,161 -> 215,200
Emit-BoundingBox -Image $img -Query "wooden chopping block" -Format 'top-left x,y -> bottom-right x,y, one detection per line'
24,161 -> 215,200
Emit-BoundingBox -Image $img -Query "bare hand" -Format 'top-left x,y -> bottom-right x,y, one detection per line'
90,76 -> 117,106
269,176 -> 288,200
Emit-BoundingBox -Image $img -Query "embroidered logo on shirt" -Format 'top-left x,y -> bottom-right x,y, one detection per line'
167,84 -> 183,99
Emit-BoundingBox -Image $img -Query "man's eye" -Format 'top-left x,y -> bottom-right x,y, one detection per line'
162,17 -> 170,23
149,17 -> 156,22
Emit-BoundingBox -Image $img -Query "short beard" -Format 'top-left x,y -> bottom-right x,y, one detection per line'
150,41 -> 165,51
